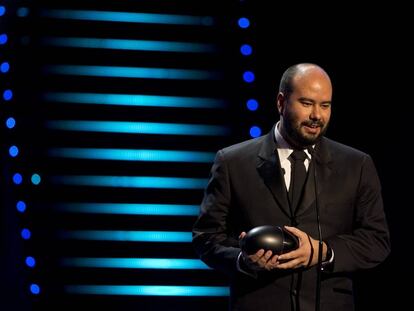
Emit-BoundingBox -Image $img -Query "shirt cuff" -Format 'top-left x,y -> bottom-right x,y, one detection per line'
321,246 -> 334,271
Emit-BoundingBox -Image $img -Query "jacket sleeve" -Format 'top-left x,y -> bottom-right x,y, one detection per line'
325,155 -> 391,273
192,150 -> 241,276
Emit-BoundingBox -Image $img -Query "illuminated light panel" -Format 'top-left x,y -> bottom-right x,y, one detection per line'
46,120 -> 229,136
60,230 -> 192,242
61,257 -> 210,269
43,92 -> 226,109
43,65 -> 222,80
17,7 -> 30,17
51,175 -> 207,189
65,285 -> 229,296
40,9 -> 215,26
56,203 -> 199,216
42,37 -> 217,53
48,148 -> 215,162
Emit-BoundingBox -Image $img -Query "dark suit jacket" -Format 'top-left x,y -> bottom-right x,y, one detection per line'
192,127 -> 390,311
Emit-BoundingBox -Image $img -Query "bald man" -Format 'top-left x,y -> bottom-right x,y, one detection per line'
192,63 -> 390,311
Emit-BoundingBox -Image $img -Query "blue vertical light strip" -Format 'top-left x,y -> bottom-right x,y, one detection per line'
51,175 -> 207,189
40,9 -> 215,26
43,65 -> 222,80
65,285 -> 229,296
61,257 -> 210,270
59,230 -> 192,242
48,148 -> 215,163
46,120 -> 230,136
41,37 -> 218,53
55,203 -> 200,216
238,11 -> 260,137
43,92 -> 226,109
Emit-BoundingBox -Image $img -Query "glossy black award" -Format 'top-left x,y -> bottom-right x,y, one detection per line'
240,225 -> 299,255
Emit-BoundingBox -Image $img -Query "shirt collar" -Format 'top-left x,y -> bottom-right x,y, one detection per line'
274,121 -> 312,160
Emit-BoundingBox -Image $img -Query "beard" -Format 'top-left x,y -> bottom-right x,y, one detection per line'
283,110 -> 329,148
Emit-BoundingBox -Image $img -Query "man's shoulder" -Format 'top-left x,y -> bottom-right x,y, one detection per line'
219,134 -> 268,158
322,137 -> 369,159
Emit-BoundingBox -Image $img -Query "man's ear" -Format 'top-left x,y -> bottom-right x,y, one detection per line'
276,92 -> 286,115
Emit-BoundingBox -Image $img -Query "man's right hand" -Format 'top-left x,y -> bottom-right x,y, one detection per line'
239,232 -> 280,271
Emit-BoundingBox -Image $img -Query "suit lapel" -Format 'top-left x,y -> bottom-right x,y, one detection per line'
256,128 -> 291,218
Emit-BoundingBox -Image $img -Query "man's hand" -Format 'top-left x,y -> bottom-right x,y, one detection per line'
275,226 -> 327,269
239,232 -> 279,271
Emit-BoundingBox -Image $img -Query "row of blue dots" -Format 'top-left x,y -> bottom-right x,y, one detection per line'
2,5 -> 39,296
12,173 -> 42,185
239,17 -> 261,138
0,6 -> 30,17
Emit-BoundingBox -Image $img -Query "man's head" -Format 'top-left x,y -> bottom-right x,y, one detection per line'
277,63 -> 332,149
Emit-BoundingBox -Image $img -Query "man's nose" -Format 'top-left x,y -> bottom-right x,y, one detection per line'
310,105 -> 321,120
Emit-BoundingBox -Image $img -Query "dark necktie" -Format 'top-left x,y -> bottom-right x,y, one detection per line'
289,150 -> 307,212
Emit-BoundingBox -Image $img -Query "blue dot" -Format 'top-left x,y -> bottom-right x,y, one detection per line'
30,284 -> 40,295
240,44 -> 252,56
3,89 -> 13,101
0,6 -> 5,17
250,126 -> 262,138
13,173 -> 23,185
17,201 -> 27,213
21,228 -> 31,240
6,117 -> 16,128
243,71 -> 255,83
9,145 -> 19,157
17,7 -> 29,17
238,17 -> 250,29
26,256 -> 36,268
31,174 -> 41,185
0,62 -> 9,73
0,34 -> 8,45
246,99 -> 259,111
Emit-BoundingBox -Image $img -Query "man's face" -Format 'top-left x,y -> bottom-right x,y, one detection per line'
279,71 -> 332,148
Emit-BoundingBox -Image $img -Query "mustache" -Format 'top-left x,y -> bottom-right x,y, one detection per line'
302,121 -> 324,127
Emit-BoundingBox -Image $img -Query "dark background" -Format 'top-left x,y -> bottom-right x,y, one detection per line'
1,1 -> 409,310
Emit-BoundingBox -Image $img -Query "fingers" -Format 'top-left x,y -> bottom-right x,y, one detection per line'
276,227 -> 316,270
244,249 -> 279,271
239,227 -> 316,271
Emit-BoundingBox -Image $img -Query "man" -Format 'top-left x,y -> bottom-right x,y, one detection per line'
192,63 -> 390,310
